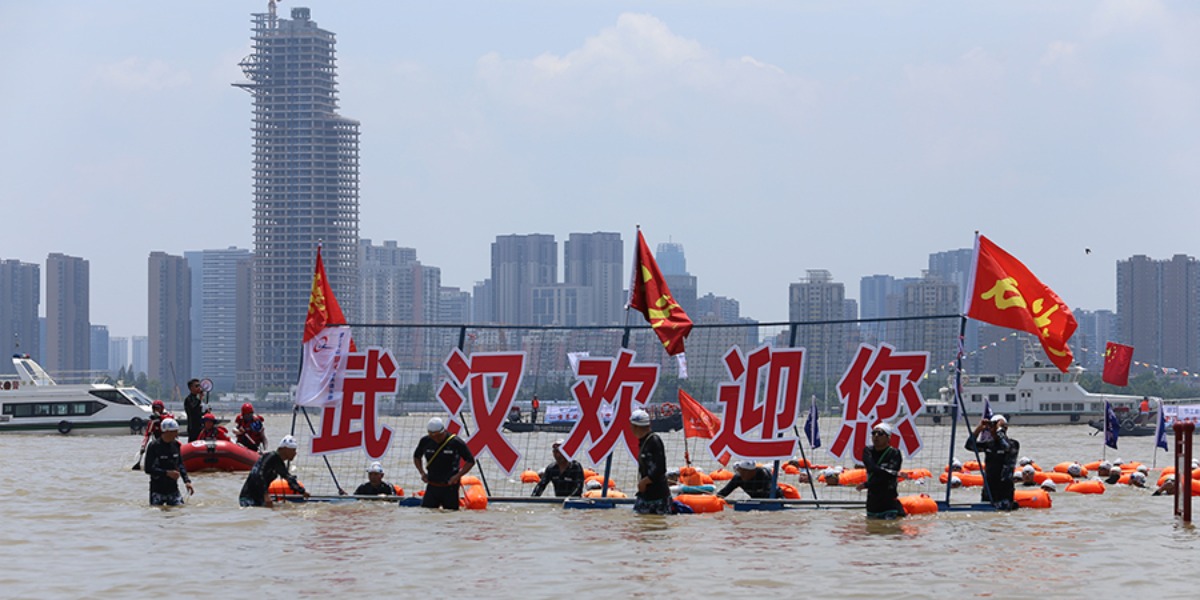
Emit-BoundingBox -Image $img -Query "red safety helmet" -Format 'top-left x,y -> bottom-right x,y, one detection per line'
202,412 -> 216,422
241,402 -> 254,414
152,400 -> 165,411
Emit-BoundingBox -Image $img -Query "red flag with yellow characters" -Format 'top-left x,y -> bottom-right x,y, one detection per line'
964,234 -> 1078,372
303,245 -> 349,343
628,229 -> 693,356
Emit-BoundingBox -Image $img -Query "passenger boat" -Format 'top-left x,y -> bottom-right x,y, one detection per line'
919,345 -> 1159,426
0,355 -> 156,434
180,439 -> 260,472
502,403 -> 683,433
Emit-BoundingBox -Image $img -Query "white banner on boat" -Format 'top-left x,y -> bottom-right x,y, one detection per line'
1161,404 -> 1200,425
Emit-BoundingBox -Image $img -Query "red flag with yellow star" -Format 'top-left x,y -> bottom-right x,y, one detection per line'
295,246 -> 354,407
1102,342 -> 1134,386
963,234 -> 1078,372
628,229 -> 692,356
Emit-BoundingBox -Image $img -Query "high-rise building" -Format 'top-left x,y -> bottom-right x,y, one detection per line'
491,234 -> 556,325
235,6 -> 360,391
473,280 -> 493,325
148,252 -> 191,391
655,242 -> 697,317
900,273 -> 959,368
927,248 -> 974,298
131,336 -> 149,376
0,259 -> 40,375
109,336 -> 129,376
788,270 -> 854,383
1073,308 -> 1118,371
696,293 -> 741,323
358,240 -> 441,368
564,232 -> 623,325
90,325 -> 109,376
859,275 -> 894,321
1117,254 -> 1200,372
531,285 -> 593,326
186,247 -> 253,392
439,287 -> 472,324
46,253 -> 89,377
234,255 -> 254,392
655,242 -> 687,276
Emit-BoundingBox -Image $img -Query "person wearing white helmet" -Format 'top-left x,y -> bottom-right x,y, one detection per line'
239,435 -> 310,507
1019,465 -> 1038,487
532,439 -> 585,498
1039,479 -> 1057,493
1153,475 -> 1177,497
143,418 -> 194,506
1129,471 -> 1148,489
413,417 -> 476,510
717,460 -> 782,500
861,422 -> 905,518
354,462 -> 396,496
630,409 -> 671,514
965,413 -> 1020,510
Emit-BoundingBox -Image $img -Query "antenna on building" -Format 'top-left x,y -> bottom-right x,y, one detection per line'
268,0 -> 280,27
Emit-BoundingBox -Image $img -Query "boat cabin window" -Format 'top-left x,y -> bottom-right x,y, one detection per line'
1075,403 -> 1084,411
989,394 -> 1000,404
1051,403 -> 1062,411
117,388 -> 154,407
971,394 -> 982,403
1051,374 -> 1061,382
1034,374 -> 1045,382
89,389 -> 133,405
2,401 -> 105,418
1006,394 -> 1016,402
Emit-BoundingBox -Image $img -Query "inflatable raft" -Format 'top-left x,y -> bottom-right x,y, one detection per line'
181,439 -> 259,472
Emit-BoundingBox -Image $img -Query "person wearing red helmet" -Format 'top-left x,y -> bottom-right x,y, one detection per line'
234,402 -> 267,452
196,412 -> 231,442
132,399 -> 176,471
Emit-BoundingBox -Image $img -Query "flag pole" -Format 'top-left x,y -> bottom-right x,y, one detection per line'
601,225 -> 642,500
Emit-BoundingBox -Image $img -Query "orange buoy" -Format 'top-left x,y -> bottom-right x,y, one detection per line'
898,494 -> 937,515
1053,462 -> 1089,477
1065,480 -> 1106,494
836,469 -> 868,487
900,468 -> 933,481
461,475 -> 482,486
699,472 -> 714,485
1083,461 -> 1102,471
1117,473 -> 1132,485
679,466 -> 704,486
710,468 -> 734,481
675,493 -> 725,513
783,464 -> 800,475
938,471 -> 984,487
1193,479 -> 1200,495
520,470 -> 541,483
268,477 -> 304,501
1014,489 -> 1052,509
1191,468 -> 1200,480
1034,471 -> 1074,485
778,482 -> 801,499
392,484 -> 405,496
963,461 -> 982,472
459,483 -> 488,510
583,489 -> 628,499
583,468 -> 598,479
585,474 -> 617,488
1162,467 -> 1177,477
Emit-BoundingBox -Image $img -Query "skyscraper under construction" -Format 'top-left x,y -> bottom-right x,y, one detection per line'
234,4 -> 360,391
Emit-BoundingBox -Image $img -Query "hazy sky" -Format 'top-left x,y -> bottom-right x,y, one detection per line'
2,1 -> 1197,339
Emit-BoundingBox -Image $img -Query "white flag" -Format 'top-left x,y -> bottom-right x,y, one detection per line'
294,326 -> 353,407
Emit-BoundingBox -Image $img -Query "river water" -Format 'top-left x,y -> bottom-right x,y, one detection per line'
1,420 -> 1196,598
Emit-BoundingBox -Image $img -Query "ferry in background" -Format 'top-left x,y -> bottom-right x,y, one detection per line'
0,355 -> 155,435
920,344 -> 1158,427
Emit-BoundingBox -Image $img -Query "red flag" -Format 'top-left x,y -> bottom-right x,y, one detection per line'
628,229 -> 692,355
964,235 -> 1078,372
678,389 -> 730,465
303,246 -> 348,343
1102,342 -> 1134,386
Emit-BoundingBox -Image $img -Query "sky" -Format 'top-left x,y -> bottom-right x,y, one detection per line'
1,1 -> 1198,339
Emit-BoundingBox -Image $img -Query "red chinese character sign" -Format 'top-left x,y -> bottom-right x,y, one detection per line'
828,343 -> 929,463
310,347 -> 397,460
561,349 -> 660,464
436,349 -> 526,475
708,345 -> 806,462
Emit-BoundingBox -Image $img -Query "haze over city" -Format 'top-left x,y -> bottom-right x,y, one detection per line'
2,1 -> 1198,340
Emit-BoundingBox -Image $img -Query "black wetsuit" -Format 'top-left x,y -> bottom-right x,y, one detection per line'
354,481 -> 396,496
531,460 -> 585,497
862,444 -> 904,517
717,467 -> 781,499
183,393 -> 203,441
965,430 -> 1020,509
634,432 -> 671,514
239,451 -> 305,507
144,438 -> 190,506
414,434 -> 475,509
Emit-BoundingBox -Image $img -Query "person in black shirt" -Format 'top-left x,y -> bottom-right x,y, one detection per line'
965,414 -> 1020,510
183,379 -> 204,441
859,422 -> 904,518
354,462 -> 396,496
144,418 -> 193,506
717,460 -> 782,500
631,409 -> 672,514
532,439 -> 585,497
413,417 -> 476,510
239,435 -> 309,507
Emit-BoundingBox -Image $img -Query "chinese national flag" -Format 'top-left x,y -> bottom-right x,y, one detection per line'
963,235 -> 1078,372
295,246 -> 354,407
678,389 -> 730,465
1102,342 -> 1134,387
628,229 -> 692,356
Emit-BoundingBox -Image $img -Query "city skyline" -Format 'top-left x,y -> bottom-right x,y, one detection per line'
2,2 -> 1198,340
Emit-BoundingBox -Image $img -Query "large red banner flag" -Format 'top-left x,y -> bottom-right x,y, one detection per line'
295,246 -> 354,407
963,234 -> 1078,372
1102,342 -> 1134,387
628,229 -> 693,356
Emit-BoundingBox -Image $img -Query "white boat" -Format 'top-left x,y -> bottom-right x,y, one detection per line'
919,345 -> 1158,426
0,355 -> 155,434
